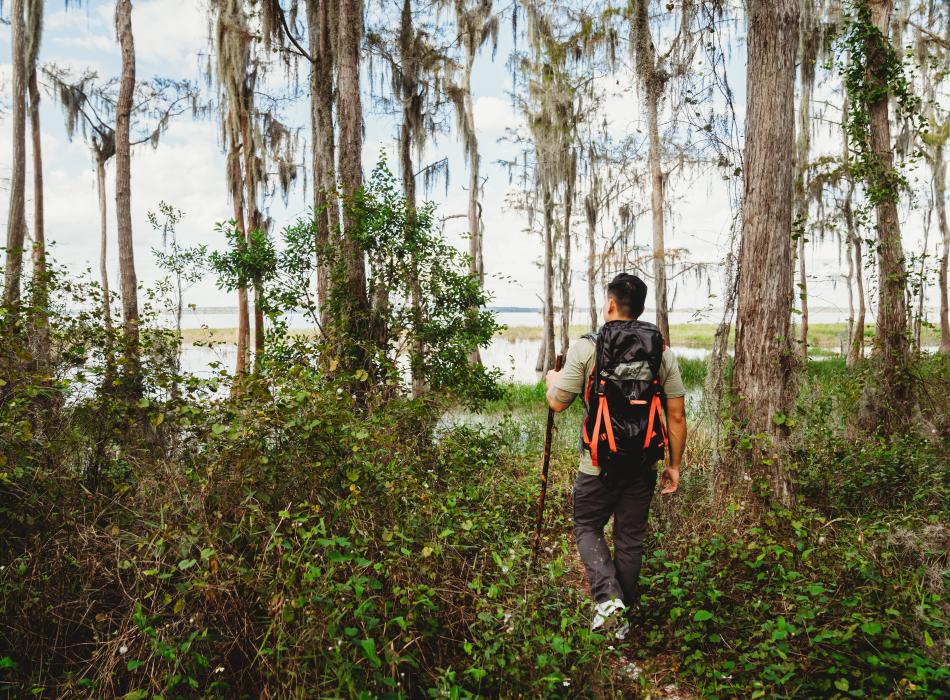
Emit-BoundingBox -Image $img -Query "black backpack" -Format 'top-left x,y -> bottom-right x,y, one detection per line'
582,320 -> 667,479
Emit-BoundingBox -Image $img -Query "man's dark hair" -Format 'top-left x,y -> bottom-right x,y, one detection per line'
607,273 -> 648,319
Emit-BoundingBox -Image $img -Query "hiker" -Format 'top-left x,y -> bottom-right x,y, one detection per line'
544,273 -> 687,639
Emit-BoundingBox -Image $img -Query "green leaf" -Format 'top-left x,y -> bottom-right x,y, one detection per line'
211,423 -> 227,435
693,610 -> 713,622
0,657 -> 16,669
860,621 -> 881,635
358,639 -> 381,668
178,559 -> 197,571
835,678 -> 850,692
123,691 -> 149,700
126,660 -> 144,671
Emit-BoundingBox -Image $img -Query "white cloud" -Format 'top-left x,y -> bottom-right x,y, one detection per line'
132,0 -> 210,77
473,95 -> 521,138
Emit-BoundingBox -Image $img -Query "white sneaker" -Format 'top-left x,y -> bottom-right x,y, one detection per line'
591,598 -> 627,635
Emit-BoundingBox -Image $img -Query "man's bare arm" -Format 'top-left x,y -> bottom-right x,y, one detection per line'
545,369 -> 576,412
660,396 -> 687,494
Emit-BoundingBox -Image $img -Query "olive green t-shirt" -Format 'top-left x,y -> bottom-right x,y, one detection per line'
554,336 -> 686,476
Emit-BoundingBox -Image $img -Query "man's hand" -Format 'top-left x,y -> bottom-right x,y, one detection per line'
545,368 -> 560,389
661,396 -> 686,495
659,465 -> 679,494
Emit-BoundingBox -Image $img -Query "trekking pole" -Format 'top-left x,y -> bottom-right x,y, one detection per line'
533,353 -> 564,560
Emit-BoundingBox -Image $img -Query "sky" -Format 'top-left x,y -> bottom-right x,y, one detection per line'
0,0 -> 945,329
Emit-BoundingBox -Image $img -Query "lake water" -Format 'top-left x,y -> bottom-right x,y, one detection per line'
170,307 -> 921,385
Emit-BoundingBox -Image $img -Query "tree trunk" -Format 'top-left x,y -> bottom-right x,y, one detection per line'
97,158 -> 113,333
729,0 -> 799,505
934,144 -> 950,352
646,90 -> 669,343
3,0 -> 27,315
541,186 -> 556,374
228,148 -> 250,378
842,93 -> 865,367
308,0 -> 337,321
845,232 -> 855,356
240,114 -> 265,364
585,190 -> 599,332
849,230 -> 866,365
401,111 -> 425,397
793,0 -> 819,360
463,51 -> 482,288
632,0 -> 670,343
459,40 -> 483,366
28,65 -> 49,360
560,150 -> 575,355
798,235 -> 808,358
114,0 -> 140,363
336,0 -> 370,348
859,0 -> 915,431
914,203 -> 931,351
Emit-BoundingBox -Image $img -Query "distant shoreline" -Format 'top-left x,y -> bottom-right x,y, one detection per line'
178,322 -> 940,350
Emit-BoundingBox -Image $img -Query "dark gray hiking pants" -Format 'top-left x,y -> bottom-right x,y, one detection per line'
573,469 -> 657,606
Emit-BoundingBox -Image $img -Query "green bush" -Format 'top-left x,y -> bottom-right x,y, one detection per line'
0,358 -> 617,697
639,502 -> 948,699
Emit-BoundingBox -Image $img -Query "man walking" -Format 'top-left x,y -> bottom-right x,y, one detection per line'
545,273 -> 687,638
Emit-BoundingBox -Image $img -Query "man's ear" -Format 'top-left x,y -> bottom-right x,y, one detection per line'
605,296 -> 616,318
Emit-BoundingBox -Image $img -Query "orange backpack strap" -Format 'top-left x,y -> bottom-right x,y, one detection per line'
600,395 -> 617,453
590,396 -> 604,467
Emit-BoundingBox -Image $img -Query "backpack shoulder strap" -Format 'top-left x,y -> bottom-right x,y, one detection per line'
580,331 -> 599,405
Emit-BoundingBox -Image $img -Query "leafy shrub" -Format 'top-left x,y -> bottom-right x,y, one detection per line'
639,502 -> 949,699
0,351 -> 615,697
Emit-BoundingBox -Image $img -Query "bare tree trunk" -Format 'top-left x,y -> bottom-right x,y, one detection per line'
114,0 -> 140,365
858,0 -> 916,431
462,51 -> 482,287
3,0 -> 27,315
793,0 -> 819,360
705,244 -> 738,490
560,150 -> 576,355
632,0 -> 672,343
541,186 -> 556,374
228,148 -> 250,378
798,235 -> 808,357
849,230 -> 866,365
239,113 -> 265,365
336,0 -> 370,345
729,0 -> 799,505
842,93 -> 865,367
466,138 -> 483,365
646,91 -> 669,342
845,232 -> 855,356
308,0 -> 337,321
456,31 -> 484,366
585,189 -> 599,332
934,144 -> 950,352
96,158 -> 113,332
28,65 -> 49,360
401,112 -> 425,397
915,202 -> 931,351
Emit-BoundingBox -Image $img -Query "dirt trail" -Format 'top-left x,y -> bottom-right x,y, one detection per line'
554,486 -> 695,699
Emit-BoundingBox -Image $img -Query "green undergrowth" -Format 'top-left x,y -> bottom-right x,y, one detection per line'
2,343 -> 947,699
493,355 -> 949,699
630,355 -> 950,699
638,493 -> 948,699
0,367 -> 621,698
